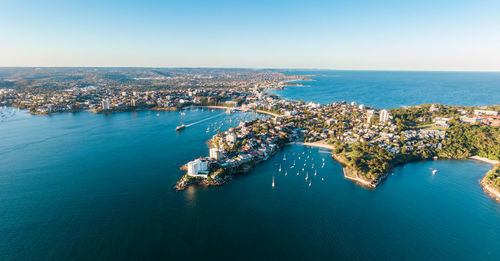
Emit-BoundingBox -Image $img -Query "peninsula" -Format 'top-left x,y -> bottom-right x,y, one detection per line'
1,68 -> 499,201
172,90 -> 499,201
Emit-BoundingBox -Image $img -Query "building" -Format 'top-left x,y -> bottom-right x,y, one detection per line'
429,104 -> 440,113
474,110 -> 498,116
379,109 -> 390,123
227,132 -> 237,144
434,117 -> 451,128
187,159 -> 208,177
209,148 -> 224,160
326,119 -> 336,126
459,116 -> 479,124
366,109 -> 375,123
101,99 -> 110,110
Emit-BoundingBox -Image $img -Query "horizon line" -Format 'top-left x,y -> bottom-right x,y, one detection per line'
0,66 -> 500,73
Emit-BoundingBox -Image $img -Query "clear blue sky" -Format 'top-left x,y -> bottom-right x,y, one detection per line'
1,0 -> 499,70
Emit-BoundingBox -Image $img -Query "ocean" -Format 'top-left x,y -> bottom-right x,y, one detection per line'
1,71 -> 500,260
268,70 -> 500,108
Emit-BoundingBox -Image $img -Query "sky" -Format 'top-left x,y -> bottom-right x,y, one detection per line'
1,0 -> 499,71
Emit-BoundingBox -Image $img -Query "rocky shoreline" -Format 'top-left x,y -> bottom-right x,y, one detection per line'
480,179 -> 500,203
174,147 -> 280,191
174,140 -> 387,191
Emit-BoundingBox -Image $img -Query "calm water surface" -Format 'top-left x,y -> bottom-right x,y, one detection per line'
0,107 -> 499,260
268,70 -> 500,108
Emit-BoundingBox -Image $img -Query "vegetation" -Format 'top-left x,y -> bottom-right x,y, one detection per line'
483,164 -> 500,192
438,123 -> 500,160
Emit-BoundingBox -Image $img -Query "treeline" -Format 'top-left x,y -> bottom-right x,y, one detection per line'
483,164 -> 500,191
438,122 -> 500,160
333,141 -> 394,181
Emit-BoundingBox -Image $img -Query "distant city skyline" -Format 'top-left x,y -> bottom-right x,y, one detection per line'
1,0 -> 499,71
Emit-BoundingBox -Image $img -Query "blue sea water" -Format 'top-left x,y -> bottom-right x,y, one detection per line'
0,107 -> 499,260
268,70 -> 500,108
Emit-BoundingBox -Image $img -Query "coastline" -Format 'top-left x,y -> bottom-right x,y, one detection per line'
469,155 -> 500,165
200,105 -> 281,118
296,141 -> 379,188
469,157 -> 500,203
481,178 -> 500,203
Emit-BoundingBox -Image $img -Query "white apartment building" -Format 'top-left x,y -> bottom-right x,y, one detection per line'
187,159 -> 208,177
209,148 -> 224,160
474,110 -> 498,116
379,109 -> 390,123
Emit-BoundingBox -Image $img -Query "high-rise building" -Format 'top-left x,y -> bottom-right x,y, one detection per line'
366,109 -> 375,123
379,109 -> 390,123
227,132 -> 237,144
187,159 -> 208,176
209,148 -> 224,160
101,99 -> 110,110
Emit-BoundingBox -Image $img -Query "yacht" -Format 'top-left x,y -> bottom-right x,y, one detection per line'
272,176 -> 275,188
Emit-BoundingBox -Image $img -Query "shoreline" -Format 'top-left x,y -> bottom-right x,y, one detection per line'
469,155 -> 500,165
481,179 -> 500,203
295,141 -> 378,188
200,105 -> 281,118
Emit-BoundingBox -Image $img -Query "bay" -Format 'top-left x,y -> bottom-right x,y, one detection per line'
0,107 -> 499,260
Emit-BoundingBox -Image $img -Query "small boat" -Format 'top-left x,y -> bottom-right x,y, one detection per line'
297,172 -> 300,176
432,169 -> 437,175
309,181 -> 311,187
285,171 -> 287,176
305,172 -> 308,181
279,164 -> 282,172
298,156 -> 301,160
312,164 -> 314,168
321,178 -> 324,182
290,165 -> 294,169
314,170 -> 317,176
176,124 -> 186,131
283,154 -> 286,161
272,176 -> 275,188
